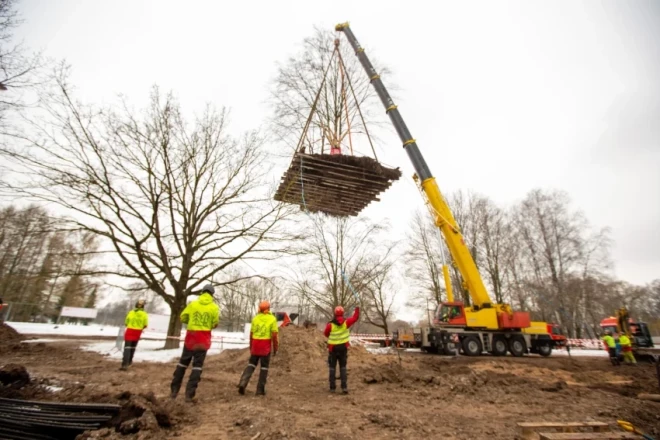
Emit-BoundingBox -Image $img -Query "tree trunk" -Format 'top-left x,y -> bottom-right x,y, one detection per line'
164,295 -> 186,349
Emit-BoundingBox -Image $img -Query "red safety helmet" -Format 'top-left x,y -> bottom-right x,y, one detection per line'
334,306 -> 344,316
259,301 -> 270,312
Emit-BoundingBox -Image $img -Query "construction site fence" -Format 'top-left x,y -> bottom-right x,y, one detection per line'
110,326 -> 249,351
352,333 -> 607,351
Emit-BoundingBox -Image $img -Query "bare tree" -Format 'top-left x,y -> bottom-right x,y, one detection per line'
0,72 -> 299,348
269,26 -> 393,159
477,199 -> 510,304
0,204 -> 101,321
444,190 -> 491,305
0,0 -> 45,130
288,216 -> 396,319
505,189 -> 612,336
404,209 -> 447,308
218,270 -> 287,331
405,191 -> 496,309
362,259 -> 398,334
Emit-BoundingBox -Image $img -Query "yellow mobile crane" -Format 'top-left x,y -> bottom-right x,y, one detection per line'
335,23 -> 556,357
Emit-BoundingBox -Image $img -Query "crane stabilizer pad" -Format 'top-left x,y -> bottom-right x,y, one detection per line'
274,152 -> 402,217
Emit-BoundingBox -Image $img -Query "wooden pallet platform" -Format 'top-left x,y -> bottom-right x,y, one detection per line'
517,421 -> 626,440
273,152 -> 402,217
538,433 -> 637,440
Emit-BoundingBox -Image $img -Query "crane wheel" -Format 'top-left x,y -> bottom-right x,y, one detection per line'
538,343 -> 552,357
508,335 -> 526,357
491,336 -> 508,356
462,336 -> 483,356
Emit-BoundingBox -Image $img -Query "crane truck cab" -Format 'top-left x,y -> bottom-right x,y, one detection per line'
547,323 -> 567,347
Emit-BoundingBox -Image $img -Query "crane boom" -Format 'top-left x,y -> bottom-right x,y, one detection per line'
335,22 -> 493,311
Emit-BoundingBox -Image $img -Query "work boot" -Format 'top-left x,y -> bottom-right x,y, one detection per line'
238,364 -> 255,395
170,365 -> 186,398
328,367 -> 336,392
340,367 -> 348,392
185,395 -> 197,404
256,369 -> 268,396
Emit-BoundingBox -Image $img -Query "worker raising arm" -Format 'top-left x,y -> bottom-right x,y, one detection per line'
324,305 -> 360,394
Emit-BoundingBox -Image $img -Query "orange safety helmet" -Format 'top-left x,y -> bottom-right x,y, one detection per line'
258,301 -> 270,312
334,306 -> 344,316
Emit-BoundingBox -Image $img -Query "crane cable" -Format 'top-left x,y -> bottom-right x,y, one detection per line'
294,47 -> 339,153
276,44 -> 340,204
335,38 -> 379,162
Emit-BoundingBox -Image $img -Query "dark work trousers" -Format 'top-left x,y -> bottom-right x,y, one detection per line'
170,346 -> 208,399
238,354 -> 271,395
121,340 -> 139,368
607,347 -> 620,366
328,344 -> 348,391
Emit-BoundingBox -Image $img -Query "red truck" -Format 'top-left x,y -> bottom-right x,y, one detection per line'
548,323 -> 567,347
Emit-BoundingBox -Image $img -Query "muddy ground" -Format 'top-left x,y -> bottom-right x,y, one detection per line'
1,324 -> 659,440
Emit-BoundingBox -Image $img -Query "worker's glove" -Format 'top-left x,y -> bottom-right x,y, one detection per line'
273,349 -> 278,357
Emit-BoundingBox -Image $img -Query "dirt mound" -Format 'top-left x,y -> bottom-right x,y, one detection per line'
75,391 -> 182,439
214,326 -> 376,374
214,326 -> 328,373
0,362 -> 56,400
0,323 -> 23,342
0,363 -> 30,387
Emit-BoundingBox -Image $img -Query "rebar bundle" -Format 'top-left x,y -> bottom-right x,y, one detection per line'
0,397 -> 120,440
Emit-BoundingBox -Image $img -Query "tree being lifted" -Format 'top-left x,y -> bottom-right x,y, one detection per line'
273,36 -> 402,217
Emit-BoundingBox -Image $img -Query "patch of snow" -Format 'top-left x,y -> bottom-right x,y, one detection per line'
44,385 -> 63,393
8,322 -> 249,344
550,348 -> 608,357
366,347 -> 392,355
8,322 -> 120,336
82,339 -> 249,363
21,338 -> 59,343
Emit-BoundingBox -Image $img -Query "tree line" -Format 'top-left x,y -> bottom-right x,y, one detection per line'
0,205 -> 99,322
405,189 -> 660,338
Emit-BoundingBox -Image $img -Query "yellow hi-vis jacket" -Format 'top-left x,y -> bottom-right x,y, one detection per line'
601,334 -> 615,348
124,309 -> 148,341
125,309 -> 149,330
180,293 -> 220,331
328,322 -> 350,345
250,312 -> 279,356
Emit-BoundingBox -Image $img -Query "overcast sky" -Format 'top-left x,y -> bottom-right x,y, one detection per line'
14,0 -> 659,318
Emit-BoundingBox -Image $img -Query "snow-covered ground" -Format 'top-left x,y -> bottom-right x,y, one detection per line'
7,322 -> 248,343
80,339 -> 249,363
9,321 -> 250,364
9,322 -> 608,363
